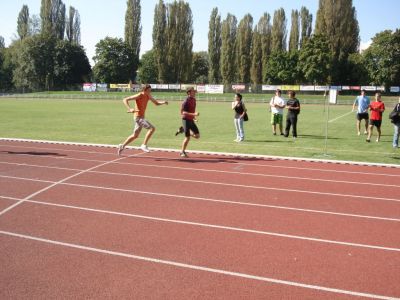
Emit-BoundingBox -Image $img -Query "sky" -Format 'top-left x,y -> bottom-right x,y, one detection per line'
1,0 -> 399,66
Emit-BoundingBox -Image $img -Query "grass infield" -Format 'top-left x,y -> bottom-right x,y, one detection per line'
0,94 -> 399,165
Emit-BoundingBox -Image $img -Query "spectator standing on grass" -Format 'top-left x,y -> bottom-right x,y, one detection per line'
366,92 -> 385,143
232,93 -> 247,142
284,90 -> 300,139
390,97 -> 400,148
175,87 -> 200,158
117,84 -> 168,155
352,89 -> 370,136
269,89 -> 286,135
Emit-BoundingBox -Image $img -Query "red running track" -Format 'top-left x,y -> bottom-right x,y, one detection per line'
0,139 -> 399,299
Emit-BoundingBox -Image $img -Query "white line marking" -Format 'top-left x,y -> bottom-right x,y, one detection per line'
1,173 -> 400,205
2,138 -> 400,168
0,152 -> 144,217
1,180 -> 399,223
2,142 -> 400,177
328,111 -> 354,123
0,230 -> 398,300
1,160 -> 399,189
4,197 -> 400,252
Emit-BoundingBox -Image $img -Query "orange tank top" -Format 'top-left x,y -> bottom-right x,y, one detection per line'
134,93 -> 150,118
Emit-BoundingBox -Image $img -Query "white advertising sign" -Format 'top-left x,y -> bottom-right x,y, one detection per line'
205,84 -> 224,94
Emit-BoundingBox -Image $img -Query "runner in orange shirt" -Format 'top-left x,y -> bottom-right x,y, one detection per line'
117,84 -> 168,155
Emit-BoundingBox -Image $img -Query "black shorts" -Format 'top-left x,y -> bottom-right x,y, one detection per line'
370,119 -> 382,128
182,119 -> 199,137
356,113 -> 369,121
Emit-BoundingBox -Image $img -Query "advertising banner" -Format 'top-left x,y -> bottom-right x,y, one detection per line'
281,85 -> 300,91
168,84 -> 181,90
361,86 -> 376,91
83,83 -> 96,92
96,83 -> 107,92
390,86 -> 400,93
205,84 -> 224,94
376,86 -> 385,92
110,84 -> 130,89
329,86 -> 342,91
232,84 -> 246,91
196,85 -> 206,93
315,86 -> 329,91
350,86 -> 361,91
299,85 -> 314,91
262,85 -> 281,91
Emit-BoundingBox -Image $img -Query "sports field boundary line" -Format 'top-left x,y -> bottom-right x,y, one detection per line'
1,137 -> 399,168
0,230 -> 398,300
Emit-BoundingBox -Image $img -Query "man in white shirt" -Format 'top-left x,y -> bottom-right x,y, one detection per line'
269,89 -> 286,135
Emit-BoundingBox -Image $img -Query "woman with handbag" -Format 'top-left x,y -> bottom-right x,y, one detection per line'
232,93 -> 247,142
390,97 -> 400,148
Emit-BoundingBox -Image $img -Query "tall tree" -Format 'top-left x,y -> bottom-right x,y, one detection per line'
236,14 -> 253,83
66,6 -> 81,44
300,6 -> 312,48
363,29 -> 400,87
152,0 -> 167,82
288,9 -> 299,52
17,5 -> 30,40
192,51 -> 209,83
29,14 -> 41,36
92,37 -> 135,83
220,13 -> 237,85
271,8 -> 287,53
250,25 -> 262,85
138,49 -> 158,83
40,0 -> 52,36
52,0 -> 65,40
315,0 -> 359,83
0,36 -> 4,49
298,34 -> 331,84
125,0 -> 142,82
208,7 -> 221,83
257,13 -> 272,83
165,0 -> 193,82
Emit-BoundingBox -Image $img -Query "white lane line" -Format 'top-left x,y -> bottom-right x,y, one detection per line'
2,138 -> 400,169
0,145 -> 400,177
1,174 -> 400,205
0,152 -> 144,217
0,230 -> 398,300
1,160 -> 399,189
1,181 -> 399,223
5,199 -> 400,252
328,111 -> 354,123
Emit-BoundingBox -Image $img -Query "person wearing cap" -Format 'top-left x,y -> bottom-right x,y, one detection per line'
366,92 -> 385,143
269,89 -> 286,135
352,89 -> 370,135
117,84 -> 168,155
176,87 -> 200,157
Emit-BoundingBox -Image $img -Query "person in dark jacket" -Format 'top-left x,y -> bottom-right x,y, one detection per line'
284,90 -> 301,139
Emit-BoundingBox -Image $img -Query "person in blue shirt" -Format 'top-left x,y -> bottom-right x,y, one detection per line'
352,89 -> 370,136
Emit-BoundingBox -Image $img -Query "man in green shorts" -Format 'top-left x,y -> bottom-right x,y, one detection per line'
269,89 -> 286,135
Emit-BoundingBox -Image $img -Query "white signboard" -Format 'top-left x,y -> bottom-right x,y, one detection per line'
262,85 -> 281,91
361,86 -> 376,91
168,84 -> 180,90
205,84 -> 224,94
83,83 -> 96,92
96,83 -> 107,92
315,86 -> 329,91
376,86 -> 385,92
300,85 -> 315,91
232,84 -> 246,91
329,89 -> 338,104
196,85 -> 206,93
390,86 -> 400,93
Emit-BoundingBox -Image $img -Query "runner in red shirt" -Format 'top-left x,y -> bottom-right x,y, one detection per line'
366,92 -> 385,142
176,87 -> 200,158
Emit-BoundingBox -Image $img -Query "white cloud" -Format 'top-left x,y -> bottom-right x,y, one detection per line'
360,40 -> 372,53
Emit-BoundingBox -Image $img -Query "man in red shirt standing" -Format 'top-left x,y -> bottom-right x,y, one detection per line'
117,84 -> 168,155
177,87 -> 200,157
366,92 -> 385,143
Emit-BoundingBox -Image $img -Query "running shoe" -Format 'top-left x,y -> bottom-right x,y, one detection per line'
140,144 -> 150,153
180,151 -> 188,158
117,144 -> 124,155
175,126 -> 184,136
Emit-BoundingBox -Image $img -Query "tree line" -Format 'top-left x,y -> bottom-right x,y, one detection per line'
0,0 -> 399,92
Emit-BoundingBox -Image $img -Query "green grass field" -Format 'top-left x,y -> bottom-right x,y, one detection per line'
0,95 -> 399,165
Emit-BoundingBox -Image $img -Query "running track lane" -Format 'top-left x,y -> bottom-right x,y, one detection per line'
0,140 -> 399,299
